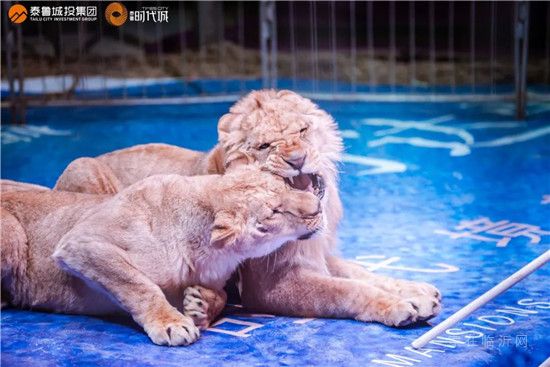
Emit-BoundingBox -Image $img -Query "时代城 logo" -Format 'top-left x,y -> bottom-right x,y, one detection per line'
105,2 -> 128,26
8,4 -> 28,24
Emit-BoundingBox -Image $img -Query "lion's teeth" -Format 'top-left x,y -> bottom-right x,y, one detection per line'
289,176 -> 295,185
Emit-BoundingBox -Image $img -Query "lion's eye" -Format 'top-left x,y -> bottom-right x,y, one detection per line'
258,143 -> 271,150
300,127 -> 308,133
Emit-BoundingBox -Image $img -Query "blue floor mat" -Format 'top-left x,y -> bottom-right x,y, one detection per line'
1,100 -> 549,366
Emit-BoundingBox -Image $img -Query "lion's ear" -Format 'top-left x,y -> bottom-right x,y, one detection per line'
210,211 -> 243,249
225,151 -> 252,170
218,113 -> 239,141
232,90 -> 268,113
276,90 -> 296,99
205,146 -> 226,174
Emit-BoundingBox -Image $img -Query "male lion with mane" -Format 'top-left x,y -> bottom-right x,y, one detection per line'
55,90 -> 441,326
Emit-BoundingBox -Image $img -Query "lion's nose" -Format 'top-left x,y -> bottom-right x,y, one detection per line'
283,155 -> 306,170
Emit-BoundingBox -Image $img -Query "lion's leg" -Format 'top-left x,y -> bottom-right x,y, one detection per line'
326,255 -> 441,301
1,207 -> 111,312
1,208 -> 28,308
183,286 -> 227,330
55,157 -> 122,194
53,237 -> 199,346
240,265 -> 440,326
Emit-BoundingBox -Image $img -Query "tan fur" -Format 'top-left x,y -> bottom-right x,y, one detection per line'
1,167 -> 322,346
54,89 -> 441,327
1,179 -> 50,193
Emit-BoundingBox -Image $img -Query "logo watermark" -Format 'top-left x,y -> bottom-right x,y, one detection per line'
105,2 -> 127,26
26,5 -> 98,22
5,2 -> 168,25
8,4 -> 28,24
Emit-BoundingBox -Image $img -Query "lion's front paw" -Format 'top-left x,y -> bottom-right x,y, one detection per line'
395,281 -> 441,321
356,298 -> 421,327
383,300 -> 421,327
183,285 -> 226,330
397,280 -> 441,301
183,286 -> 210,330
378,295 -> 441,327
143,309 -> 200,346
405,295 -> 441,321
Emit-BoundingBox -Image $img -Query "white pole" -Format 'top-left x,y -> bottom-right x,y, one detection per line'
411,249 -> 550,350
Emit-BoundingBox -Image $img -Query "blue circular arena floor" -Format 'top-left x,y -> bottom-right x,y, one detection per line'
1,98 -> 549,366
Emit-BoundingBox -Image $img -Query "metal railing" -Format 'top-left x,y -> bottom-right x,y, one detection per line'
1,1 -> 549,123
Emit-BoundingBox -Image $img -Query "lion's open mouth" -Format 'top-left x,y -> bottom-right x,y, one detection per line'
284,173 -> 325,199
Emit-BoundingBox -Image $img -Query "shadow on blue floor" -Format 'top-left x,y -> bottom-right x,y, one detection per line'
1,97 -> 549,366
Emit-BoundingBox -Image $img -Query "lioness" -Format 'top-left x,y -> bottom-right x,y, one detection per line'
55,89 -> 441,326
1,166 -> 323,346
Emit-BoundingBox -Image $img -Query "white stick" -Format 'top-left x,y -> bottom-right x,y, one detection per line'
411,249 -> 550,350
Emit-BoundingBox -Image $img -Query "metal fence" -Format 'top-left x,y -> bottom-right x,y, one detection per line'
1,1 -> 549,123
